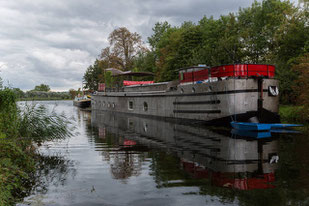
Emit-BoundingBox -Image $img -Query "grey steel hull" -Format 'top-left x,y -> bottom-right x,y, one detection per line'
92,79 -> 279,124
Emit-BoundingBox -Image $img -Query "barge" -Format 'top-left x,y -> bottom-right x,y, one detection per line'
92,64 -> 280,125
73,96 -> 91,108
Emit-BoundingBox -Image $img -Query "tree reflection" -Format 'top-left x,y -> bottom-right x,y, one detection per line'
110,151 -> 143,183
29,153 -> 76,195
88,114 -> 145,183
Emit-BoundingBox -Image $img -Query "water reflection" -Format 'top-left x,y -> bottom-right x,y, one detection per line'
19,101 -> 309,206
31,154 -> 77,194
91,111 -> 278,191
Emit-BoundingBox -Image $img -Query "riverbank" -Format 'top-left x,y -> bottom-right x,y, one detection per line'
0,89 -> 74,205
279,105 -> 305,123
0,139 -> 36,206
279,105 -> 309,132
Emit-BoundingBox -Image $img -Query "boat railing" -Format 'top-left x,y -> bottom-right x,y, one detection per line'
105,87 -> 124,92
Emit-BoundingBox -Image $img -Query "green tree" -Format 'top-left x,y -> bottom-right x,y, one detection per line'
177,22 -> 203,67
11,88 -> 24,99
237,0 -> 295,63
69,89 -> 77,99
155,27 -> 183,81
198,16 -> 226,66
133,51 -> 156,78
292,53 -> 309,121
83,59 -> 104,91
33,84 -> 50,92
148,21 -> 171,51
104,71 -> 113,88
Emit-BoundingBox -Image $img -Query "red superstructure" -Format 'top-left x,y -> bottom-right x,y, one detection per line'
179,64 -> 275,84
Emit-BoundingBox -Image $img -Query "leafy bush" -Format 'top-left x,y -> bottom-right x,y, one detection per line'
0,140 -> 35,206
0,89 -> 19,138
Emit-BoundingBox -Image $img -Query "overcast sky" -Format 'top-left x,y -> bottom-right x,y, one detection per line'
0,0 -> 298,91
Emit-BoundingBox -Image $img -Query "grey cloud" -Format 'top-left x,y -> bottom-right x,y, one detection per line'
1,0 -> 281,91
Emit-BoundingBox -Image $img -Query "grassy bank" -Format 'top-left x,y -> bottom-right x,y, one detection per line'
0,88 -> 73,205
279,105 -> 309,132
279,105 -> 303,123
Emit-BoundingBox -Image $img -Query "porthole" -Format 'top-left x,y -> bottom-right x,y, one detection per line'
103,101 -> 106,107
143,102 -> 148,111
180,88 -> 184,93
107,103 -> 110,108
143,122 -> 148,132
192,87 -> 196,93
112,103 -> 115,108
128,101 -> 133,110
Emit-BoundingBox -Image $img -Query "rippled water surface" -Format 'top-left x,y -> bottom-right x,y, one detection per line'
18,101 -> 309,206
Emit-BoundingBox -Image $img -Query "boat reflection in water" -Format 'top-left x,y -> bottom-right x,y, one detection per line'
91,111 -> 279,191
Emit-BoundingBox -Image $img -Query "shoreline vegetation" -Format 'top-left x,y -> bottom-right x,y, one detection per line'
279,105 -> 309,129
0,89 -> 73,206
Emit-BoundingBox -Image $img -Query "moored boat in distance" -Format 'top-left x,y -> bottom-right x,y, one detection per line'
73,95 -> 91,108
92,64 -> 280,125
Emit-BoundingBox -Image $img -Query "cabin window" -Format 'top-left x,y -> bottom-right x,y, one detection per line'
180,88 -> 184,93
192,87 -> 196,93
103,101 -> 106,107
128,101 -> 134,110
143,102 -> 148,111
107,102 -> 111,108
128,119 -> 134,129
112,103 -> 115,108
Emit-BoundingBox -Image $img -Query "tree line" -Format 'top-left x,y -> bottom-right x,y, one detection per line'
84,0 -> 309,106
10,84 -> 72,100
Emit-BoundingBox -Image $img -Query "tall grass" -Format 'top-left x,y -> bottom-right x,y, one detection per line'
0,88 -> 74,205
18,104 -> 74,143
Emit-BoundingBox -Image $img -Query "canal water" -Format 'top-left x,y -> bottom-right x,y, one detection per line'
18,101 -> 309,206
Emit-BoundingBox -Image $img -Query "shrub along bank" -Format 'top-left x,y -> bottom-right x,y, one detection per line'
0,88 -> 73,205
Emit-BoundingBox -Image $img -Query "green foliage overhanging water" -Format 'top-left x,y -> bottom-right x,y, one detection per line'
0,88 -> 74,206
